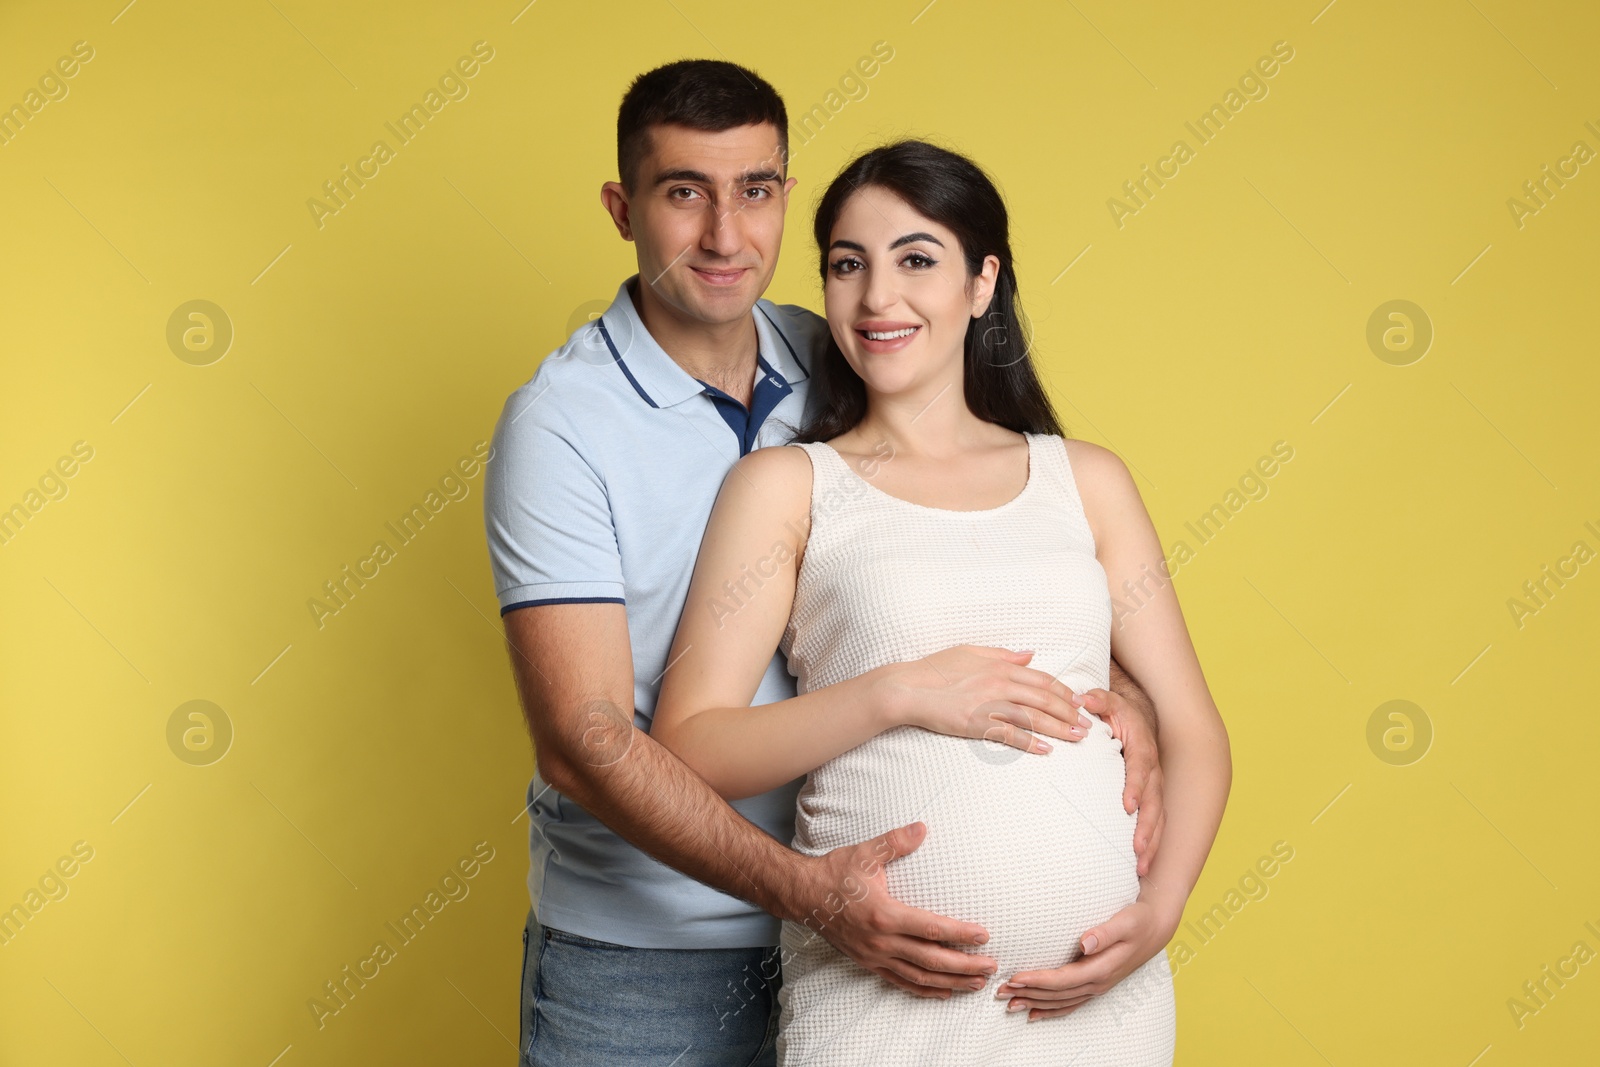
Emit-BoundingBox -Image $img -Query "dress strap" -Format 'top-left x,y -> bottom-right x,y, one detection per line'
1032,434 -> 1098,552
789,440 -> 836,530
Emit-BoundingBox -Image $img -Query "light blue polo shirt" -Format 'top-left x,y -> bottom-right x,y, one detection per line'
484,274 -> 829,949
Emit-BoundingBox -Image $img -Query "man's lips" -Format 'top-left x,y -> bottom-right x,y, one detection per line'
689,266 -> 749,286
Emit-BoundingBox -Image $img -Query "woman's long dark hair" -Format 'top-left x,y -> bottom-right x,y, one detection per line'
791,139 -> 1065,444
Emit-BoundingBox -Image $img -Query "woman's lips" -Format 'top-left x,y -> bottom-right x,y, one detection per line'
855,324 -> 922,353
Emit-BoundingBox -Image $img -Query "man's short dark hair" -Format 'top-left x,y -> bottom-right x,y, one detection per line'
617,60 -> 788,194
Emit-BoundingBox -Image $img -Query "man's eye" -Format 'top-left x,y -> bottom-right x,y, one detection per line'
745,187 -> 771,200
670,187 -> 701,200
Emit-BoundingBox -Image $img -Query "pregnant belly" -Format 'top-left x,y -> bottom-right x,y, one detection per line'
792,714 -> 1141,974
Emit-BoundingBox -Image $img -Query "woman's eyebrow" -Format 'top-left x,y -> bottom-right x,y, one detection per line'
889,231 -> 943,249
828,232 -> 946,253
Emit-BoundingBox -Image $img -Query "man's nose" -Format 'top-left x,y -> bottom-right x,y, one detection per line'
700,201 -> 744,258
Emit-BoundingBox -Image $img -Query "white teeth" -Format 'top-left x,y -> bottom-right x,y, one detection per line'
864,327 -> 918,340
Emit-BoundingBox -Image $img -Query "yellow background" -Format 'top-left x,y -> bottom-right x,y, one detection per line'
2,0 -> 1596,1063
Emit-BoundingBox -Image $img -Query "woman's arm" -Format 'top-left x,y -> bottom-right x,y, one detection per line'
651,445 -> 888,799
652,444 -> 1090,800
1075,438 -> 1233,929
995,441 -> 1232,1018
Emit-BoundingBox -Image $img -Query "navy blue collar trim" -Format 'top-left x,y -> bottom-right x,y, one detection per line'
694,354 -> 791,401
756,305 -> 810,382
595,317 -> 659,408
756,352 -> 784,385
694,356 -> 794,455
599,304 -> 806,408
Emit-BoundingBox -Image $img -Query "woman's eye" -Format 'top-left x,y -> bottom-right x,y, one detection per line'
904,252 -> 936,269
828,258 -> 861,275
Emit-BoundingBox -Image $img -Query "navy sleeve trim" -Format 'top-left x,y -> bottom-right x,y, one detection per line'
501,596 -> 627,616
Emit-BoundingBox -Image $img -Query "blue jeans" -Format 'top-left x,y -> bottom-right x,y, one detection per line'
518,907 -> 782,1066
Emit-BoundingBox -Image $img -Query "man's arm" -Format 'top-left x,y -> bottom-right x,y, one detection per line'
1107,657 -> 1156,742
503,600 -> 1001,996
506,601 -> 795,913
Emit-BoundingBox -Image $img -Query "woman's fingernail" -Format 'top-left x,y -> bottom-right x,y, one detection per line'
1008,1000 -> 1028,1012
1034,740 -> 1052,753
1083,934 -> 1098,952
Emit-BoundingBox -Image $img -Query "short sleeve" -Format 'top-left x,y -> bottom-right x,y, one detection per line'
483,380 -> 625,615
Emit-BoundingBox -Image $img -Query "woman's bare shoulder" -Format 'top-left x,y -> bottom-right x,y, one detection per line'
722,443 -> 816,525
1060,437 -> 1144,536
1060,437 -> 1131,490
733,441 -> 816,486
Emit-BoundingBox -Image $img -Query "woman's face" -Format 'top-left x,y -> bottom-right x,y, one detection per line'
822,185 -> 998,399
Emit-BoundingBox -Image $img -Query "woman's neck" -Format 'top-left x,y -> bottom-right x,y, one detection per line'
844,386 -> 1010,459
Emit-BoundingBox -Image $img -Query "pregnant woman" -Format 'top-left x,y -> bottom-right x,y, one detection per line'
654,140 -> 1230,1065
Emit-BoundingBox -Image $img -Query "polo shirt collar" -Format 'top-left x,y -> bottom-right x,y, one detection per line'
593,274 -> 809,410
753,295 -> 811,392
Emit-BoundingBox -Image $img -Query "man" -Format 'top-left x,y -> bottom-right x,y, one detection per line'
484,59 -> 1171,1067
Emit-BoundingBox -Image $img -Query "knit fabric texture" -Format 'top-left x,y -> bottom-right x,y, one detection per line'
775,432 -> 1176,1066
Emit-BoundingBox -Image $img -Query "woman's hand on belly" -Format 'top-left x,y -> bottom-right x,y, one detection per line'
883,645 -> 1095,752
992,898 -> 1177,1021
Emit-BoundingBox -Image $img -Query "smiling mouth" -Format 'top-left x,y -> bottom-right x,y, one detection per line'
858,326 -> 920,341
690,266 -> 748,284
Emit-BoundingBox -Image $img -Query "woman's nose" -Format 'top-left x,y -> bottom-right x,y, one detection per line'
862,266 -> 898,312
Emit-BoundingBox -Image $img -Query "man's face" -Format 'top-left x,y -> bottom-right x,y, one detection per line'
605,122 -> 795,327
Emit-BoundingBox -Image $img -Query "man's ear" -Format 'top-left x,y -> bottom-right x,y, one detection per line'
600,180 -> 634,242
970,254 -> 1001,318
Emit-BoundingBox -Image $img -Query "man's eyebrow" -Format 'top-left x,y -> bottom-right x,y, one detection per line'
652,167 -> 785,188
659,170 -> 716,188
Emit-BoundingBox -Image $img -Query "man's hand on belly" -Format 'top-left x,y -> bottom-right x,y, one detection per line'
1072,685 -> 1166,877
782,821 -> 1001,998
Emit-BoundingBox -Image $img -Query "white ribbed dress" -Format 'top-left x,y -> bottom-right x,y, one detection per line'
774,432 -> 1175,1067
